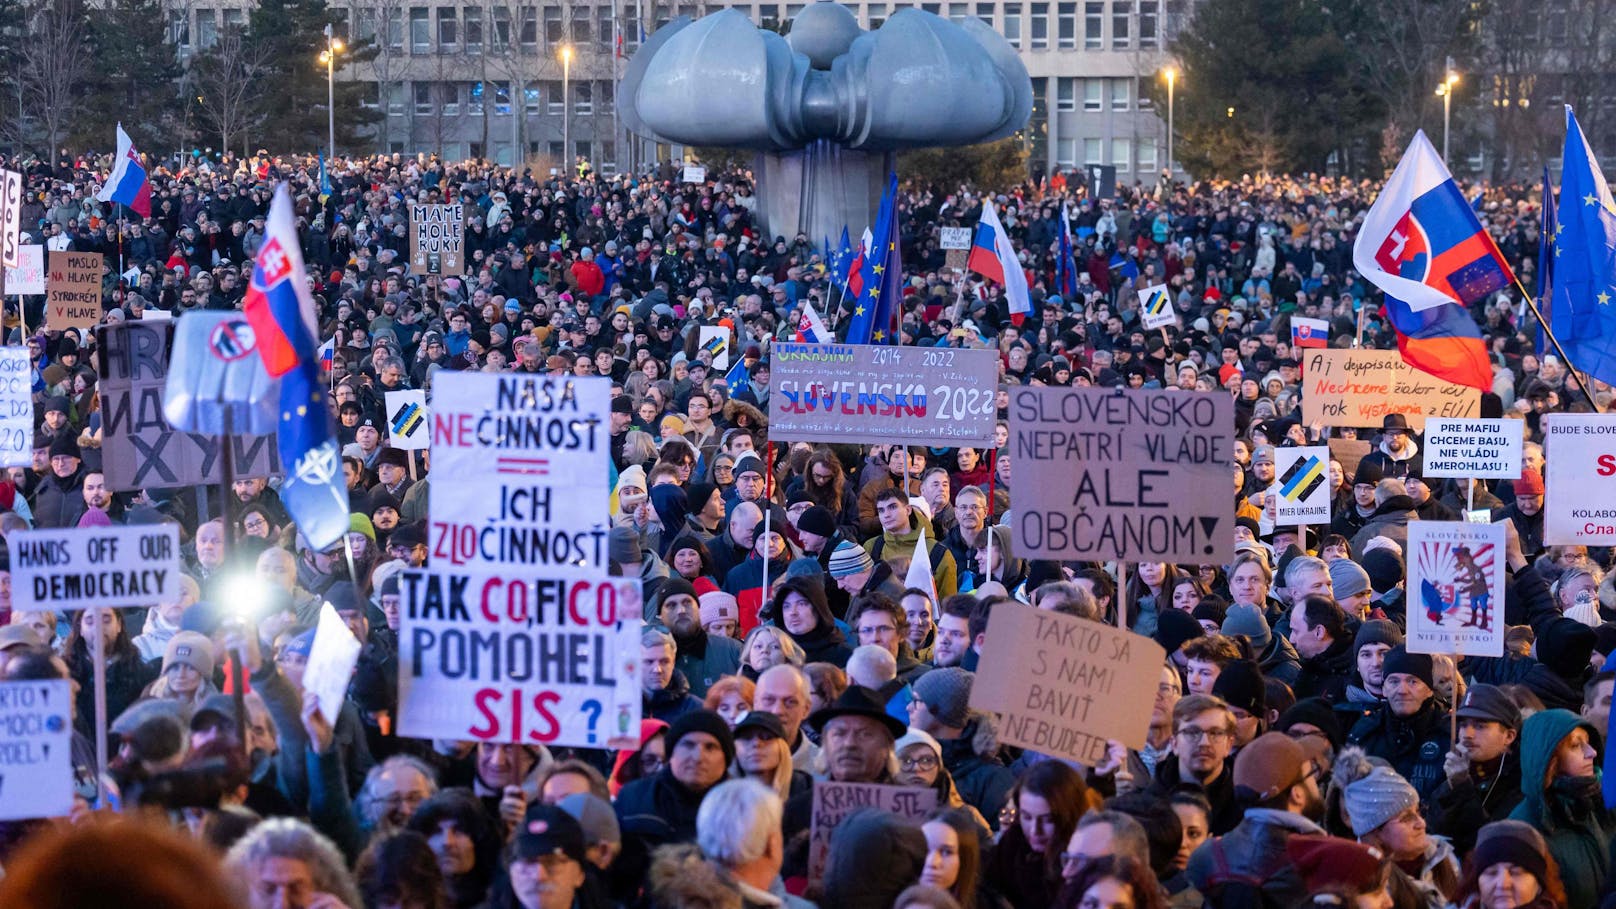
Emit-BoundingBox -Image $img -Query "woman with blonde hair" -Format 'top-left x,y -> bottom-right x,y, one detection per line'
730,709 -> 810,804
739,624 -> 806,681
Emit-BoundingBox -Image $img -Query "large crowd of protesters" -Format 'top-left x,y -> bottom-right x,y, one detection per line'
0,144 -> 1607,909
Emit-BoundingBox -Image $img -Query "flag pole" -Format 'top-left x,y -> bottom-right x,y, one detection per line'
1510,275 -> 1604,413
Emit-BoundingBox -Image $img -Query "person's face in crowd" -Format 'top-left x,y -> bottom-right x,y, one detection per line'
257,547 -> 297,590
1322,541 -> 1351,562
1171,579 -> 1201,613
357,425 -> 380,449
1404,474 -> 1431,504
378,462 -> 406,487
919,819 -> 961,891
877,497 -> 911,535
478,742 -> 538,791
511,851 -> 586,909
1357,641 -> 1392,695
50,453 -> 79,478
1383,672 -> 1433,719
1555,727 -> 1598,779
897,742 -> 941,788
1479,862 -> 1542,909
922,472 -> 950,513
1586,677 -> 1614,739
755,668 -> 810,743
1017,789 -> 1058,855
1171,802 -> 1210,873
672,547 -> 703,579
1558,570 -> 1598,610
166,656 -> 202,697
371,763 -> 433,831
429,819 -> 477,877
1153,665 -> 1182,728
1184,656 -> 1221,695
449,313 -> 469,333
81,472 -> 110,510
637,401 -> 658,426
933,613 -> 972,667
747,629 -> 785,671
734,468 -> 764,502
1176,708 -> 1234,779
1251,456 -> 1275,484
243,510 -> 272,538
196,522 -> 226,569
1382,427 -> 1411,455
540,769 -> 593,805
1229,561 -> 1269,607
729,505 -> 760,548
641,643 -> 675,691
670,731 -> 728,791
714,689 -> 749,726
823,715 -> 892,782
901,595 -> 933,649
1458,717 -> 1518,765
246,856 -> 319,909
1368,804 -> 1429,863
735,724 -> 781,776
856,608 -> 902,657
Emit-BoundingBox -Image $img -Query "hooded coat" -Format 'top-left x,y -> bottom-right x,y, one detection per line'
938,715 -> 1016,830
1507,709 -> 1613,909
1349,494 -> 1420,556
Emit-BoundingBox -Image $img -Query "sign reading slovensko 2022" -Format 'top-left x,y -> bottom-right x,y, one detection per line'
769,342 -> 999,447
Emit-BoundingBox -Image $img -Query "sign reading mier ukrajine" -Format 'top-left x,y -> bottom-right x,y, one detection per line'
398,373 -> 641,748
1406,521 -> 1505,657
1272,445 -> 1332,524
1544,413 -> 1616,546
770,343 -> 998,446
409,204 -> 465,276
969,607 -> 1164,762
0,680 -> 73,821
10,525 -> 181,612
1423,418 -> 1524,479
1011,387 -> 1233,563
0,347 -> 32,468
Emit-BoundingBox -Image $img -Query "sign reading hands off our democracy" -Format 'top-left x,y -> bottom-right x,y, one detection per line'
1011,386 -> 1233,563
769,342 -> 999,446
10,525 -> 182,612
969,606 -> 1164,763
1301,349 -> 1478,431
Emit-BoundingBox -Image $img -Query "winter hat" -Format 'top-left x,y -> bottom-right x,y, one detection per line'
1359,549 -> 1405,595
1275,697 -> 1346,750
1469,824 -> 1551,886
608,525 -> 641,564
797,505 -> 837,539
1352,458 -> 1385,487
1455,684 -> 1523,730
1514,468 -> 1544,496
1354,619 -> 1404,654
558,792 -> 621,848
698,590 -> 739,628
109,699 -> 187,764
1342,766 -> 1419,836
48,432 -> 81,460
784,557 -> 825,581
912,667 -> 975,729
1211,660 -> 1266,717
1329,559 -> 1372,602
1381,647 -> 1434,690
1537,617 -> 1597,681
1191,598 -> 1228,628
684,481 -> 720,514
349,513 -> 376,542
1155,609 -> 1205,655
1233,732 -> 1326,801
515,803 -> 588,863
732,452 -> 764,480
1285,836 -> 1387,893
281,627 -> 316,659
828,540 -> 875,579
162,630 -> 216,678
666,709 -> 736,766
894,728 -> 944,764
78,507 -> 112,528
1221,603 -> 1272,651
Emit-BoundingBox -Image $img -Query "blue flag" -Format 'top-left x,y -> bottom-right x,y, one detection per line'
1056,204 -> 1078,298
846,174 -> 901,344
725,357 -> 750,394
1537,166 -> 1557,359
1552,106 -> 1616,389
831,226 -> 854,285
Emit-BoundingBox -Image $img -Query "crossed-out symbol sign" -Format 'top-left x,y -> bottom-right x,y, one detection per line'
209,320 -> 257,362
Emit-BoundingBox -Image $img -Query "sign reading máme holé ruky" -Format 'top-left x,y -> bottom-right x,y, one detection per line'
398,374 -> 641,749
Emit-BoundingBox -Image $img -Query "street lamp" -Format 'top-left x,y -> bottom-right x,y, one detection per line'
320,24 -> 344,162
1162,66 -> 1177,181
1436,61 -> 1459,164
561,44 -> 573,169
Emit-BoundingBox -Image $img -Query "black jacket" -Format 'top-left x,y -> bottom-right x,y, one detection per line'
1428,751 -> 1525,854
1347,698 -> 1452,807
1150,756 -> 1242,835
1292,636 -> 1354,702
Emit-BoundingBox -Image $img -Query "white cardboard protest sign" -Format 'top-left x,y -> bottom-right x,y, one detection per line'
1272,445 -> 1332,525
10,524 -> 180,612
399,373 -> 641,748
1422,418 -> 1523,479
0,169 -> 20,270
1137,283 -> 1177,330
305,602 -> 363,725
0,347 -> 32,468
1406,521 -> 1505,657
939,227 -> 972,250
385,389 -> 430,451
1544,413 -> 1616,546
698,325 -> 730,372
682,164 -> 707,184
969,606 -> 1164,762
2,245 -> 45,295
0,679 -> 74,821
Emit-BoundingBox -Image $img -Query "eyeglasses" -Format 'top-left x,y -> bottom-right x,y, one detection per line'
858,625 -> 897,636
1175,726 -> 1232,742
900,754 -> 939,771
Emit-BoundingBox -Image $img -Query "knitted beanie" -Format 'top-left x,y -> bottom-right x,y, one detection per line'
1342,766 -> 1419,837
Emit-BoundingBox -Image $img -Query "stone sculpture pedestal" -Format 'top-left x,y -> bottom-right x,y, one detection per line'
754,140 -> 895,245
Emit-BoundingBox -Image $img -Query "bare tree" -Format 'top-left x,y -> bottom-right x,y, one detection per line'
189,25 -> 270,156
353,0 -> 407,151
17,0 -> 90,155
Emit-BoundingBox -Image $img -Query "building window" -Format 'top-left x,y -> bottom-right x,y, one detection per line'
388,83 -> 406,115
1029,2 -> 1047,48
575,81 -> 593,114
550,141 -> 565,159
1003,2 -> 1021,47
1110,78 -> 1128,110
361,82 -> 380,108
1137,77 -> 1153,109
437,8 -> 458,49
949,3 -> 969,22
1057,2 -> 1074,47
600,142 -> 617,172
869,3 -> 887,27
442,82 -> 459,115
468,80 -> 484,114
572,6 -> 593,43
759,3 -> 780,30
546,80 -> 563,113
1139,0 -> 1157,47
1083,1 -> 1101,48
386,10 -> 404,48
575,140 -> 590,161
545,6 -> 564,45
1057,138 -> 1076,166
975,1 -> 993,23
525,85 -> 541,112
171,10 -> 189,47
414,82 -> 434,114
492,7 -> 512,48
355,7 -> 377,43
1111,137 -> 1131,170
600,80 -> 615,108
622,4 -> 640,49
494,80 -> 511,114
597,6 -> 613,49
410,7 -> 430,52
1084,138 -> 1102,166
1056,77 -> 1076,111
222,8 -> 244,29
1137,137 -> 1157,171
520,7 -> 538,46
196,10 -> 217,48
465,6 -> 483,50
1083,79 -> 1102,111
1111,0 -> 1129,48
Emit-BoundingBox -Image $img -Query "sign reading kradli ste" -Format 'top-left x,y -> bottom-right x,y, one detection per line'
770,342 -> 998,447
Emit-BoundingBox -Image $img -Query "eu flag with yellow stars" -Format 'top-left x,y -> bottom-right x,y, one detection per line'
1553,105 -> 1616,388
845,173 -> 902,344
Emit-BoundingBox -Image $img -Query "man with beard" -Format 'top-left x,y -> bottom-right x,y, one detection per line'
1346,647 -> 1452,806
929,597 -> 975,669
1150,694 -> 1243,835
1185,731 -> 1329,908
231,476 -> 290,528
783,686 -> 907,837
80,471 -> 122,522
655,579 -> 742,699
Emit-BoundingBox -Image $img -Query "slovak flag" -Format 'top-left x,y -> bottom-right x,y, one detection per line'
968,200 -> 1031,316
1352,130 -> 1511,390
97,124 -> 152,218
795,298 -> 831,343
318,336 -> 336,370
1291,317 -> 1330,349
245,185 -> 350,549
846,228 -> 873,299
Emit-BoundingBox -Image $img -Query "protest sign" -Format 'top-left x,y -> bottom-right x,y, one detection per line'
1328,438 -> 1372,483
1301,348 -> 1478,431
970,606 -> 1165,762
1137,283 -> 1177,330
1422,418 -> 1524,479
0,679 -> 74,821
0,347 -> 31,468
807,782 -> 936,884
1543,413 -> 1616,546
305,602 -> 363,725
682,164 -> 707,184
1272,445 -> 1332,524
385,389 -> 430,450
10,524 -> 181,612
698,325 -> 730,371
47,250 -> 103,331
771,342 -> 998,447
940,226 -> 971,268
1010,386 -> 1233,563
0,169 -> 21,269
2,245 -> 46,295
1406,521 -> 1505,657
398,374 -> 641,747
96,321 -> 281,491
409,204 -> 466,276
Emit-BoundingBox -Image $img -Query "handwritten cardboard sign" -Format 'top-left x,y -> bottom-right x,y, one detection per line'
0,171 -> 23,269
409,204 -> 465,276
808,781 -> 936,884
47,251 -> 103,330
1422,418 -> 1524,479
771,342 -> 999,447
1301,348 -> 1478,431
969,605 -> 1164,762
0,680 -> 74,821
1010,386 -> 1234,563
1406,521 -> 1505,657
